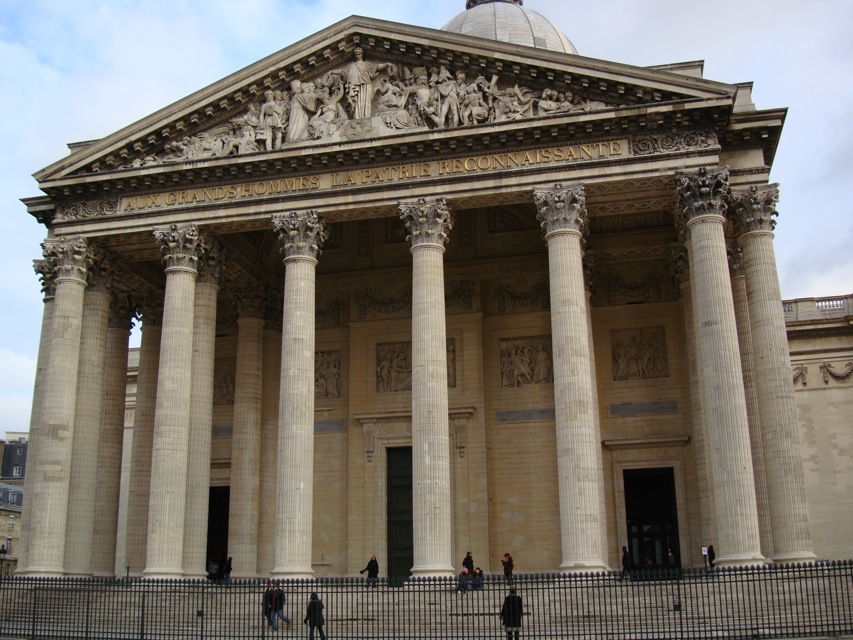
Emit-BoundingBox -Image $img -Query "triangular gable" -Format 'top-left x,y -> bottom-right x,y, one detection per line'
35,15 -> 737,186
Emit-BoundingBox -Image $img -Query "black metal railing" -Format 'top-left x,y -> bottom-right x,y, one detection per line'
1,561 -> 851,639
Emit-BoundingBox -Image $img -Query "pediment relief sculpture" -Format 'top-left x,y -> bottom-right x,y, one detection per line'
119,47 -> 621,170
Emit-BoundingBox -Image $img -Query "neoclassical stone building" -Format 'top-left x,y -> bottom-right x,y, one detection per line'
19,0 -> 852,579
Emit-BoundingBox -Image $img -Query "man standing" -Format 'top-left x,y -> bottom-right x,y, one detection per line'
462,551 -> 474,574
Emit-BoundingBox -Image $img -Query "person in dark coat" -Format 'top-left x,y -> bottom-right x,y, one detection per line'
707,545 -> 716,568
621,546 -> 631,579
462,551 -> 474,574
304,592 -> 326,640
360,554 -> 380,586
500,586 -> 523,640
502,552 -> 514,585
471,567 -> 484,590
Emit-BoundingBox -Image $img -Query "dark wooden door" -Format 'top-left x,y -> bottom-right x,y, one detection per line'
386,447 -> 413,584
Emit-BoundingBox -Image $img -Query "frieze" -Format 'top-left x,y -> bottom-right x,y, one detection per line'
499,336 -> 554,388
54,198 -> 119,223
356,286 -> 412,320
213,360 -> 237,405
632,131 -> 718,156
492,279 -> 550,314
375,339 -> 457,392
818,362 -> 853,384
445,280 -> 476,313
316,298 -> 342,328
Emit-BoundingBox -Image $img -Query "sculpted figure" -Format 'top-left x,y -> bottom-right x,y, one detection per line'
537,87 -> 570,116
257,90 -> 284,150
376,78 -> 417,129
435,67 -> 461,128
459,77 -> 489,125
307,82 -> 348,139
217,114 -> 260,156
286,80 -> 319,143
409,67 -> 440,127
338,46 -> 395,120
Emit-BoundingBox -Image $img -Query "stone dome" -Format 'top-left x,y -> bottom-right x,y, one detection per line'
441,0 -> 577,54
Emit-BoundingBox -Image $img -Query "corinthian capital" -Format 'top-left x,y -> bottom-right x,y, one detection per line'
272,210 -> 327,261
533,183 -> 588,237
197,237 -> 227,285
399,197 -> 453,248
86,243 -> 121,293
41,236 -> 91,282
153,223 -> 203,272
33,259 -> 56,298
731,184 -> 779,235
675,167 -> 730,226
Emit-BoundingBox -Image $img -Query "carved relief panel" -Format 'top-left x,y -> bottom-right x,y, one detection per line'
611,326 -> 669,381
499,336 -> 553,388
315,351 -> 342,399
213,359 -> 237,405
375,339 -> 457,393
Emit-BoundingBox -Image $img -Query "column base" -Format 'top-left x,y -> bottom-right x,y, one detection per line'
715,552 -> 766,568
559,560 -> 609,574
18,566 -> 65,578
410,564 -> 455,579
770,550 -> 818,565
142,568 -> 185,580
270,567 -> 315,580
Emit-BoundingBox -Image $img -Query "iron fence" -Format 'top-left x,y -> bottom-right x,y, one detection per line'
0,561 -> 851,639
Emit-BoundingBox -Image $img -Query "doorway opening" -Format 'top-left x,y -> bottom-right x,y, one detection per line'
623,467 -> 680,570
207,486 -> 230,580
386,447 -> 413,584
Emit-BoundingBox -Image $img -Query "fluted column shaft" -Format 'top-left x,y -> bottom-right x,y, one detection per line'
272,211 -> 325,578
401,197 -> 455,577
144,224 -> 203,578
92,294 -> 133,577
64,280 -> 112,576
677,168 -> 763,565
534,184 -> 607,571
183,268 -> 220,578
258,319 -> 282,575
125,300 -> 161,576
19,262 -> 57,573
733,186 -> 815,562
730,263 -> 773,557
25,237 -> 90,575
229,286 -> 266,578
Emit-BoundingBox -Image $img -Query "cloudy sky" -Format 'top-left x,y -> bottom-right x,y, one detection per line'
1,0 -> 851,437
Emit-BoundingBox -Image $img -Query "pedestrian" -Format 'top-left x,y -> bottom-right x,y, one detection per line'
304,592 -> 326,640
500,585 -> 523,640
462,551 -> 474,574
707,545 -> 716,568
456,567 -> 471,593
471,567 -> 484,590
263,581 -> 292,630
360,554 -> 380,586
502,552 -> 514,584
223,556 -> 232,583
620,546 -> 630,580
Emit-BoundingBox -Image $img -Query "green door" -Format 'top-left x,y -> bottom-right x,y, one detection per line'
386,447 -> 413,584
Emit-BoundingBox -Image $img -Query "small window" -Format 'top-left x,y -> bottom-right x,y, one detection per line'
12,466 -> 22,477
8,494 -> 16,505
16,447 -> 23,456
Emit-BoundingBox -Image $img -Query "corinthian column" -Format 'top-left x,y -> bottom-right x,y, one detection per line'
732,185 -> 816,563
124,294 -> 162,576
92,292 -> 135,577
65,245 -> 115,576
229,283 -> 267,578
144,223 -> 204,578
271,211 -> 326,578
25,236 -> 91,575
676,168 -> 763,566
533,184 -> 607,572
19,260 -> 58,573
400,197 -> 455,578
183,241 -> 224,578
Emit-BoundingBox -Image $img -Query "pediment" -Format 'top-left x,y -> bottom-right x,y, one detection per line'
35,15 -> 737,188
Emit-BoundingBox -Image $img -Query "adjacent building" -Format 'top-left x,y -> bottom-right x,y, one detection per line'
18,0 -> 852,579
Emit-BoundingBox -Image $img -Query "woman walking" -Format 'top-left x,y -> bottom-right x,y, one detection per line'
303,592 -> 326,640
